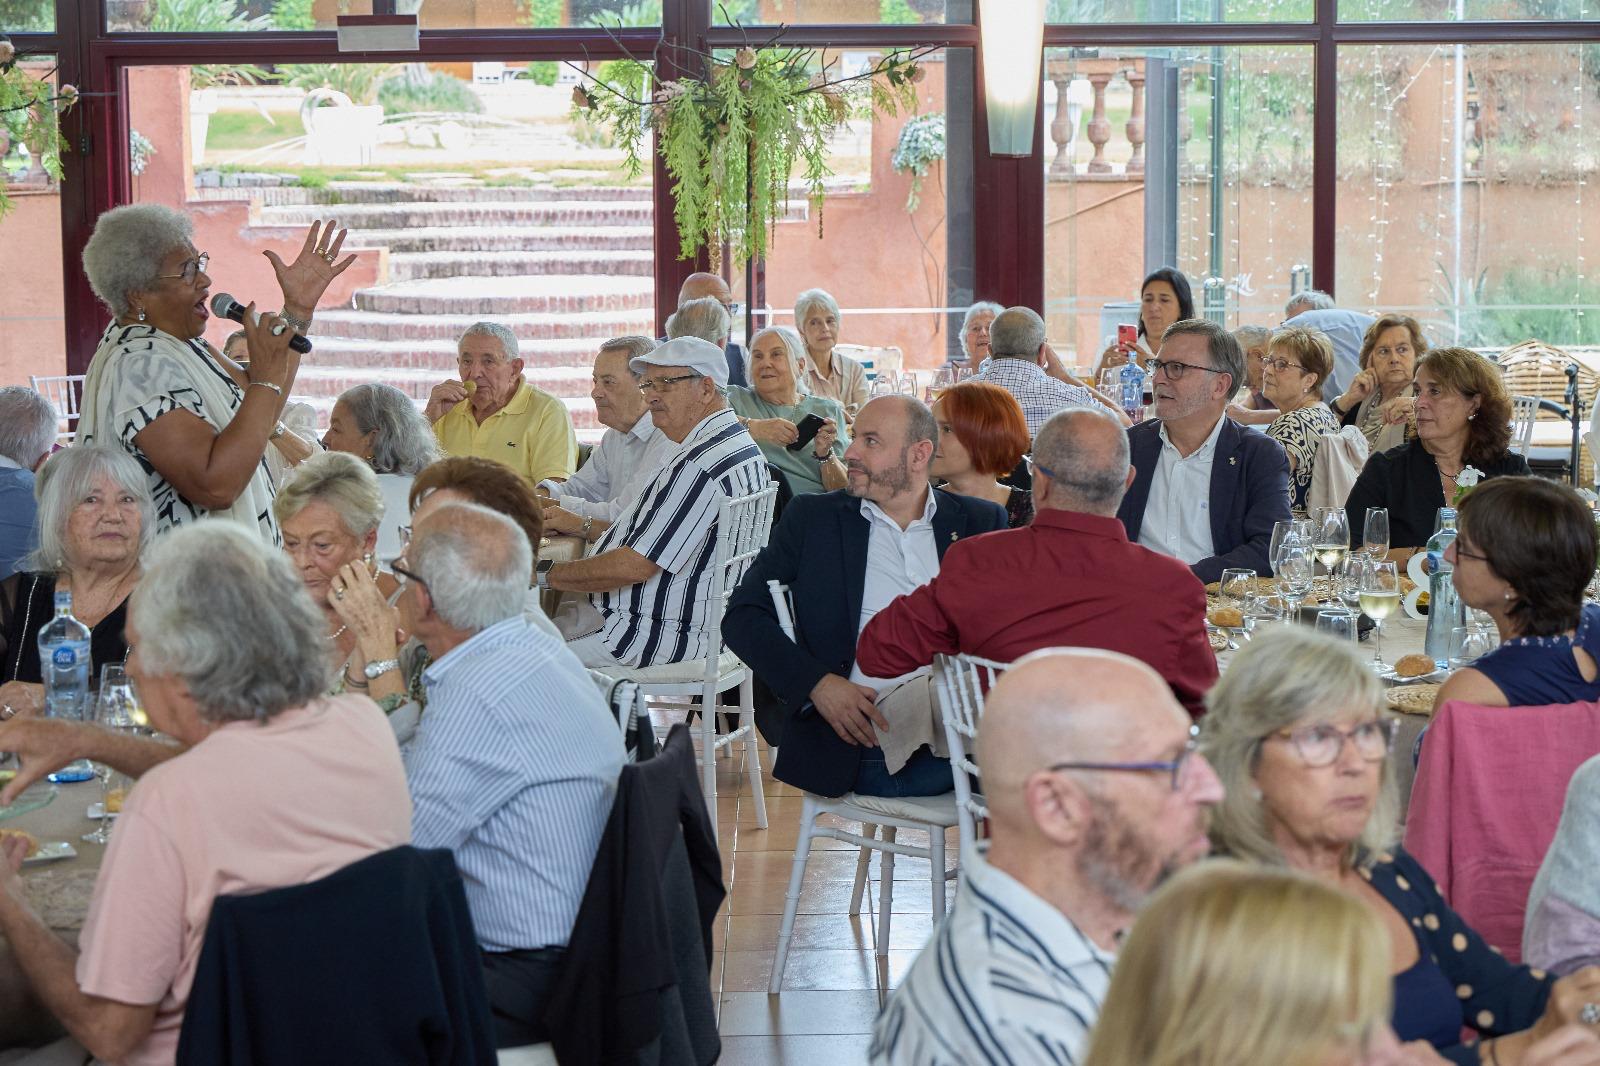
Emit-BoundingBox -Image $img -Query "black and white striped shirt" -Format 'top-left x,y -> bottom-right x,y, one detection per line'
870,849 -> 1115,1066
589,407 -> 768,667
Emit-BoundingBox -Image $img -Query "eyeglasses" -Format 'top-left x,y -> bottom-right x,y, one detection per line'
1149,358 -> 1227,382
1050,724 -> 1203,793
1453,540 -> 1489,563
157,253 -> 209,285
1259,357 -> 1308,373
390,561 -> 429,595
397,524 -> 412,546
638,373 -> 701,393
1023,453 -> 1057,481
1273,718 -> 1396,768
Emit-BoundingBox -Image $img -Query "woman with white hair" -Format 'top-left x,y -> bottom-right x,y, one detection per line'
273,452 -> 406,711
951,300 -> 1004,368
0,385 -> 59,580
77,204 -> 352,544
1204,628 -> 1600,1064
730,326 -> 847,495
794,288 -> 869,419
321,382 -> 441,564
0,522 -> 410,1064
0,446 -> 155,719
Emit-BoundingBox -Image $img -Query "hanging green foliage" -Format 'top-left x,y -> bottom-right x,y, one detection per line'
890,111 -> 944,212
572,41 -> 931,268
0,39 -> 74,220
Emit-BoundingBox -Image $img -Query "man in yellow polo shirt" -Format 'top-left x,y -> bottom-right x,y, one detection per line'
425,321 -> 578,485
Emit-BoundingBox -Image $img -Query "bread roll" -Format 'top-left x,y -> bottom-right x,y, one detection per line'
1394,653 -> 1435,678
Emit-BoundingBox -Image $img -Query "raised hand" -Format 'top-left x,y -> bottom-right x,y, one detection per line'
264,219 -> 355,319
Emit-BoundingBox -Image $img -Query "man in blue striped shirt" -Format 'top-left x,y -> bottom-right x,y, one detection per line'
398,502 -> 625,1047
871,648 -> 1224,1066
545,336 -> 770,668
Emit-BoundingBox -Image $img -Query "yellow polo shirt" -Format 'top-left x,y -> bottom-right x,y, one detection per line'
433,379 -> 578,485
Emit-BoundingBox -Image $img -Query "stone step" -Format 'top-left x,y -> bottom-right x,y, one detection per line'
302,336 -> 609,372
295,364 -> 595,400
310,307 -> 655,342
261,200 -> 652,230
351,275 -> 654,316
387,249 -> 653,282
346,225 -> 653,254
314,182 -> 652,205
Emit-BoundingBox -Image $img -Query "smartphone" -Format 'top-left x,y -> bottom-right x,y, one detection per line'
1117,323 -> 1139,348
787,413 -> 828,452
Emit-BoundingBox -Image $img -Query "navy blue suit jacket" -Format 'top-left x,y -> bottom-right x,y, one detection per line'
1116,416 -> 1291,583
723,488 -> 1007,798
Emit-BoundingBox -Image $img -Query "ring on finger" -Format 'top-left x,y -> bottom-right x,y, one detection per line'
334,587 -> 345,600
271,322 -> 288,336
1582,1003 -> 1600,1026
0,705 -> 13,721
323,252 -> 337,262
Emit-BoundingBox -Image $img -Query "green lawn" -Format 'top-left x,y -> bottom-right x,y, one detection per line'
205,110 -> 307,153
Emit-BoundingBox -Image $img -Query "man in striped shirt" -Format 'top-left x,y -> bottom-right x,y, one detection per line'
545,336 -> 770,668
399,502 -> 625,1047
871,648 -> 1224,1066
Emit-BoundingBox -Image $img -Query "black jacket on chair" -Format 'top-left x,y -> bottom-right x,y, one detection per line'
175,846 -> 495,1066
722,488 -> 1008,797
543,724 -> 724,1066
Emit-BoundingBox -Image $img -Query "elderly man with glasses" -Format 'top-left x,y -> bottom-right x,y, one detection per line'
544,337 -> 769,668
1116,318 -> 1292,582
872,648 -> 1225,1066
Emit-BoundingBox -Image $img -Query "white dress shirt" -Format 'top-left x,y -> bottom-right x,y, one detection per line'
1138,413 -> 1226,566
544,416 -> 675,523
849,490 -> 940,693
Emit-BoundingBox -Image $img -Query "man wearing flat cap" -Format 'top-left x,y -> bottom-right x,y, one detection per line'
544,337 -> 770,667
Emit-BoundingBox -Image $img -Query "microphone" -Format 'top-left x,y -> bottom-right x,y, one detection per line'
210,293 -> 313,354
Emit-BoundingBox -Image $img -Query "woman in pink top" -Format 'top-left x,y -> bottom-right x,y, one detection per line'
0,522 -> 411,1065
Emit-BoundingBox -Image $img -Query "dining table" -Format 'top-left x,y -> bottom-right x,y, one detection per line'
0,776 -> 108,1051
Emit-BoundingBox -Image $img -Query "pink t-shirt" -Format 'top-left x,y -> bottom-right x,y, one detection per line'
75,694 -> 412,1066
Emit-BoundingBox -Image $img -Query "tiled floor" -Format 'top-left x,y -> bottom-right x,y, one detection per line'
686,722 -> 958,1065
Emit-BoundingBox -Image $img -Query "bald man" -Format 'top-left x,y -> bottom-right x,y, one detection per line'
870,649 -> 1224,1066
677,272 -> 748,388
857,407 -> 1218,717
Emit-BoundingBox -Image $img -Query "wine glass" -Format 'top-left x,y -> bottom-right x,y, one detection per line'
1218,567 -> 1257,642
1314,507 -> 1351,578
1278,542 -> 1316,621
83,664 -> 142,845
1364,507 -> 1391,561
1449,625 -> 1497,672
1270,519 -> 1314,618
1358,559 -> 1402,672
1315,608 -> 1358,643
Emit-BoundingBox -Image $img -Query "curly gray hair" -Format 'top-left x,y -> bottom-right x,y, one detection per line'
82,204 -> 194,318
0,386 -> 58,469
336,383 -> 441,476
272,450 -> 385,537
28,446 -> 156,573
131,522 -> 331,723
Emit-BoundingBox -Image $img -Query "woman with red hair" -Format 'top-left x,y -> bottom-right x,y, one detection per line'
930,381 -> 1034,528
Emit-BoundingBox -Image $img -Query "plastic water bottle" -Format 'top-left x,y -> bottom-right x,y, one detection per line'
1119,361 -> 1145,421
37,590 -> 94,783
1423,508 -> 1466,670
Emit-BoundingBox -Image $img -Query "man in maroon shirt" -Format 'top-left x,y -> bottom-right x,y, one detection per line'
856,407 -> 1218,717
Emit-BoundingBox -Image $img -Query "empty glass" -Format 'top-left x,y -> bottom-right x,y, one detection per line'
1279,543 -> 1316,621
1449,625 -> 1497,672
1364,507 -> 1391,560
1316,608 -> 1359,643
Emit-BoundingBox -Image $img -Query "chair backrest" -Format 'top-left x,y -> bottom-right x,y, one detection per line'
29,373 -> 84,444
933,652 -> 1011,857
700,483 -> 779,679
1511,394 -> 1539,456
588,670 -> 653,762
1306,425 -> 1369,514
1404,697 -> 1600,961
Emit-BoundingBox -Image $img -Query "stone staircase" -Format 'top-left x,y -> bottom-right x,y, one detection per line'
265,183 -> 656,440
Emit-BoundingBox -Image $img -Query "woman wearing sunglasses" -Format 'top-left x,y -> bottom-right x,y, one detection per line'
1204,628 -> 1600,1065
77,204 -> 352,544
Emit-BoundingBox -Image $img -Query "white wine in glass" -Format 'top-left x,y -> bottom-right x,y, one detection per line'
1315,544 -> 1350,572
1358,590 -> 1401,619
1359,560 -> 1401,672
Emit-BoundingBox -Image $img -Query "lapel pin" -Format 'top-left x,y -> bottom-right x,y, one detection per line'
1230,456 -> 1237,466
950,532 -> 958,542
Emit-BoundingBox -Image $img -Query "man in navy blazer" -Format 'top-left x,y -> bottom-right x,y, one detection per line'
1116,319 -> 1291,583
724,396 -> 1007,799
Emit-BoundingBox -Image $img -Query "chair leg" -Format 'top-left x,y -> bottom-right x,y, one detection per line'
876,826 -> 897,959
698,686 -> 716,833
770,797 -> 819,994
930,829 -> 947,924
740,675 -> 768,830
850,825 -> 876,916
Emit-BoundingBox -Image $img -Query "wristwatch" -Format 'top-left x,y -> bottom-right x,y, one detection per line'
364,658 -> 399,681
581,514 -> 595,539
535,558 -> 555,589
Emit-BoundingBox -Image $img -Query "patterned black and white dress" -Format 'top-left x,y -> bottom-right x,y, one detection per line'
77,322 -> 281,545
1268,401 -> 1339,514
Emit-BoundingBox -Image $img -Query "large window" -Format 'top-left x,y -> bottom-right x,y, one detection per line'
1043,45 -> 1313,371
107,0 -> 663,33
1336,42 -> 1600,347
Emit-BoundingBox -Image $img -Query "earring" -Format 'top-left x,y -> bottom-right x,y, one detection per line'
1468,412 -> 1476,421
1504,590 -> 1514,601
136,307 -> 146,322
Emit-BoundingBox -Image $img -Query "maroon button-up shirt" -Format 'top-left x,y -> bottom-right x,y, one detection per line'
855,508 -> 1219,718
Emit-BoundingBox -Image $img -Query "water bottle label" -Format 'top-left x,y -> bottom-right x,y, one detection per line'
51,646 -> 78,668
